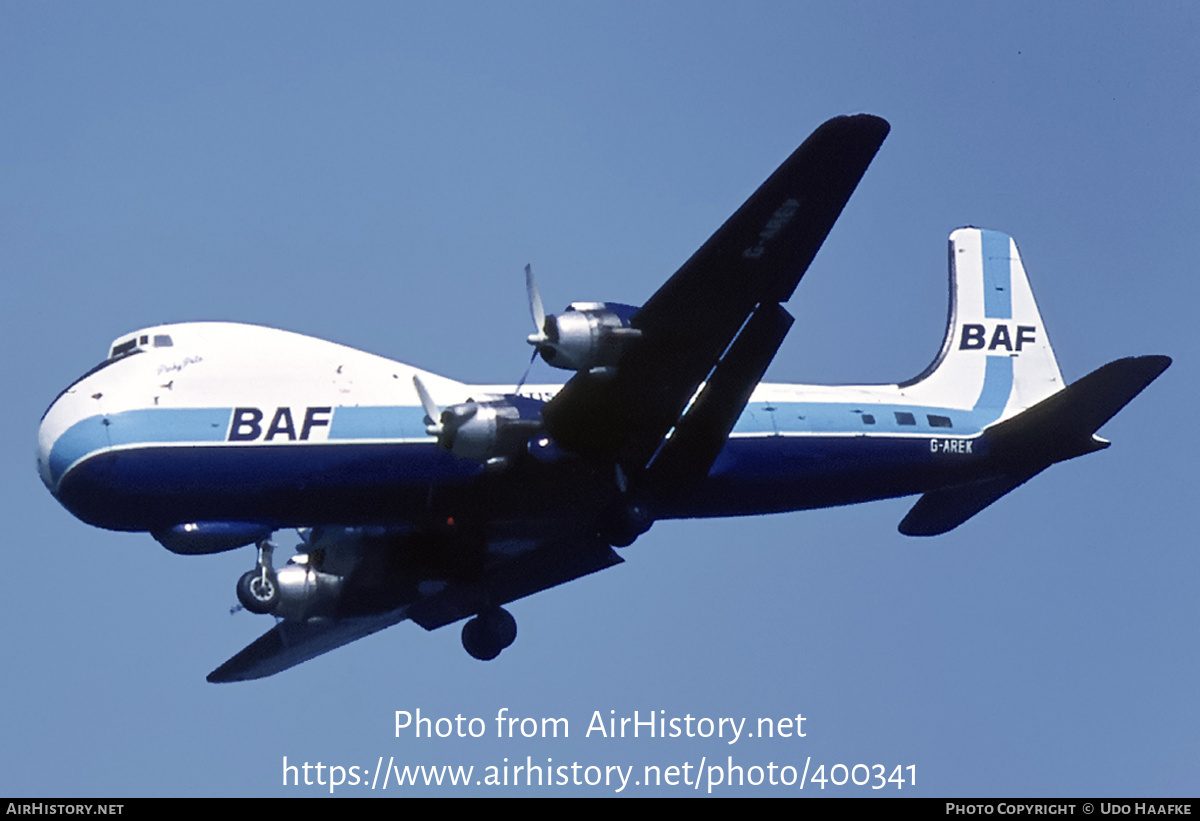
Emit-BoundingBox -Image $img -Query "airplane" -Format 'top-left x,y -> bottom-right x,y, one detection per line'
36,115 -> 1170,683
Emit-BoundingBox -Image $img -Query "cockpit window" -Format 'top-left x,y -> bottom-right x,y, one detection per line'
111,338 -> 138,359
109,333 -> 172,359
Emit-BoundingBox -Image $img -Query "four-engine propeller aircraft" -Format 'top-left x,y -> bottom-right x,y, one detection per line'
36,115 -> 1169,682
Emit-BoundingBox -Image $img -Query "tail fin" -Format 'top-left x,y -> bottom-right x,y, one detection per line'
901,228 -> 1064,420
897,228 -> 1171,535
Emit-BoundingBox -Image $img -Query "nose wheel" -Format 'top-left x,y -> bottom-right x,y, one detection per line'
236,539 -> 279,615
461,607 -> 517,660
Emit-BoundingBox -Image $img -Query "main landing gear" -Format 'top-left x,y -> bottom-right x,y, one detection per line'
236,539 -> 279,615
461,607 -> 517,661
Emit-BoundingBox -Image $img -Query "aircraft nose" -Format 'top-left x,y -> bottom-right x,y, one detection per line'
37,401 -> 61,493
38,386 -> 87,496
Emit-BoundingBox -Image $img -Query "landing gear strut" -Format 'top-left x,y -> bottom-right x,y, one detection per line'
236,539 -> 279,614
461,607 -> 517,660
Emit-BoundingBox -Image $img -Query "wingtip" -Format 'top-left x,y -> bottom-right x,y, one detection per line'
827,113 -> 891,137
1146,354 -> 1172,373
805,114 -> 890,163
206,662 -> 244,684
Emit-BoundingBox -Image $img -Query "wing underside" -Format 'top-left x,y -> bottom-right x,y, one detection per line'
208,531 -> 623,683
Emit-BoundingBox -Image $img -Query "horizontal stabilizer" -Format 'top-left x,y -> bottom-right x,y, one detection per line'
899,471 -> 1041,536
985,355 -> 1172,466
900,354 -> 1170,537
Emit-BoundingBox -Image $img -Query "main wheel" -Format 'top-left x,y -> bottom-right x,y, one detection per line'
237,569 -> 280,614
461,607 -> 517,660
483,607 -> 517,649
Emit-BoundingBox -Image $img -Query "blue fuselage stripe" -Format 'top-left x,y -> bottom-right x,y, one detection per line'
48,407 -> 230,486
46,347 -> 1017,530
328,406 -> 427,440
52,433 -> 994,532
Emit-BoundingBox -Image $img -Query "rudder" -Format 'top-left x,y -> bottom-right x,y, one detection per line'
901,228 -> 1065,420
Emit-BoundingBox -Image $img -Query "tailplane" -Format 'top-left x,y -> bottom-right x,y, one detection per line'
897,228 -> 1170,535
983,354 -> 1171,466
899,355 -> 1169,536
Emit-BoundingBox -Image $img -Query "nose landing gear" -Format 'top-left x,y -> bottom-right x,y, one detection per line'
236,539 -> 279,614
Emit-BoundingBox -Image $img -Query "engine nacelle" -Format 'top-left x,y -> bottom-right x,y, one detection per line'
434,397 -> 542,466
273,554 -> 344,620
530,302 -> 641,373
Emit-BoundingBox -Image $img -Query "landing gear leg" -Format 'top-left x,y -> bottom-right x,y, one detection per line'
461,607 -> 517,660
236,539 -> 280,614
598,465 -> 653,547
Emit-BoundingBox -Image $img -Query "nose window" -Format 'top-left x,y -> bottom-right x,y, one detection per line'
110,339 -> 138,358
110,333 -> 173,359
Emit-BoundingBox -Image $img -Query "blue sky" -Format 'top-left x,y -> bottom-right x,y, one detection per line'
2,2 -> 1197,796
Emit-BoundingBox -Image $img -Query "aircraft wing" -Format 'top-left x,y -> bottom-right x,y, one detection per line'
207,529 -> 623,683
406,530 -> 622,630
207,609 -> 410,683
541,115 -> 890,471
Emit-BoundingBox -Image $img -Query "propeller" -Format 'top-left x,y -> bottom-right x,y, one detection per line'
519,262 -> 639,380
415,373 -> 489,455
526,264 -> 546,343
518,264 -> 549,389
413,374 -> 447,437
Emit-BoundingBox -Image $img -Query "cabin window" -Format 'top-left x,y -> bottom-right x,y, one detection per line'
894,411 -> 916,426
861,414 -> 875,425
928,414 -> 953,428
154,334 -> 173,347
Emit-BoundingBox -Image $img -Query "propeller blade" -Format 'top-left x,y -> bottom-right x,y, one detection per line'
525,264 -> 547,343
412,375 -> 443,434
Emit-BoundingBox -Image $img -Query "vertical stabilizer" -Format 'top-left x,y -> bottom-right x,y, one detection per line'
900,228 -> 1065,420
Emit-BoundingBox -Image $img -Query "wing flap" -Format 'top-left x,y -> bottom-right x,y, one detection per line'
646,302 -> 794,488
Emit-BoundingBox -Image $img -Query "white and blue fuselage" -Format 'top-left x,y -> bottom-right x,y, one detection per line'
41,229 -> 1063,541
35,113 -> 1171,681
36,224 -> 1170,681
